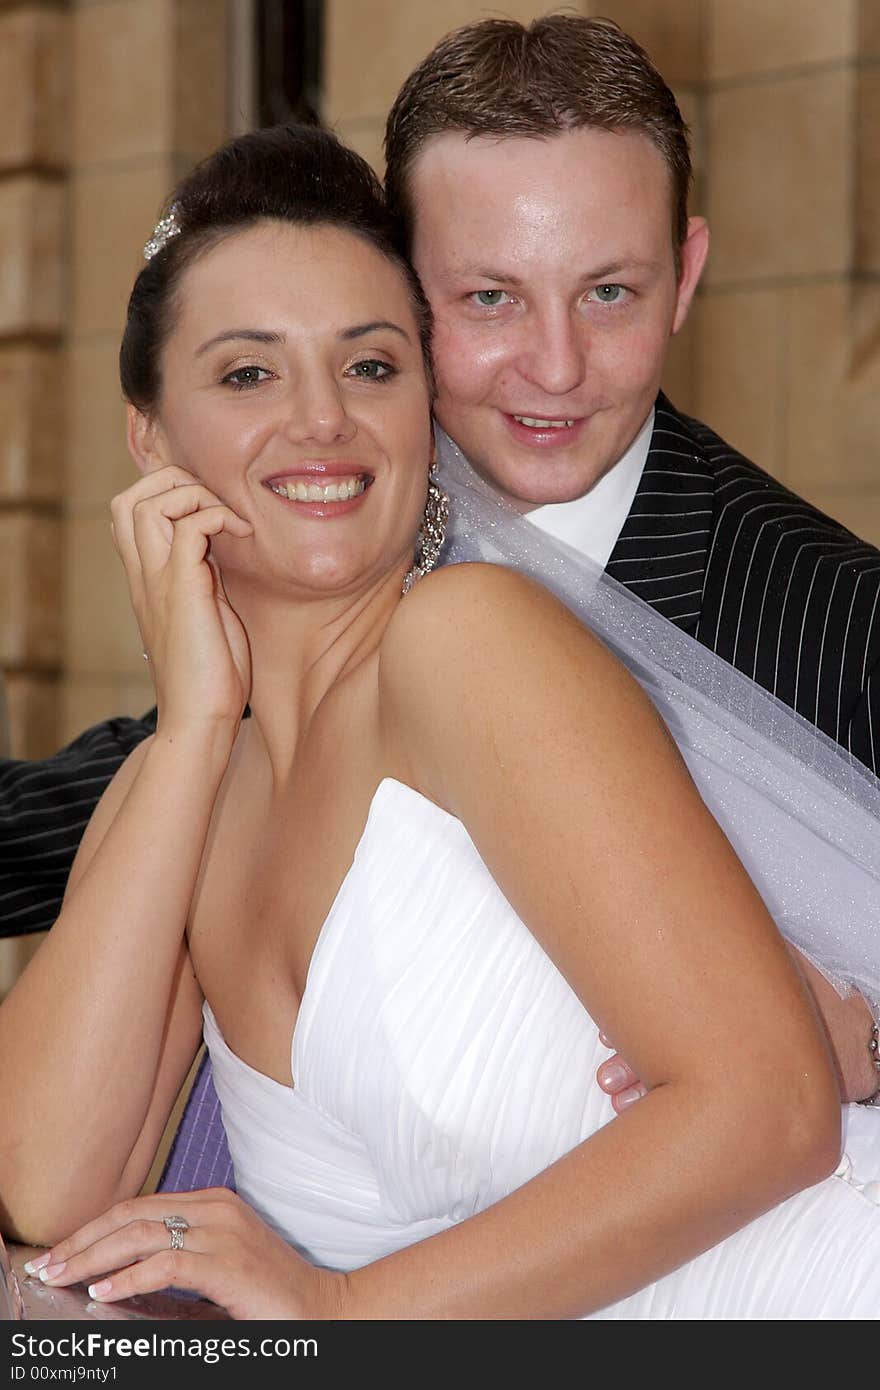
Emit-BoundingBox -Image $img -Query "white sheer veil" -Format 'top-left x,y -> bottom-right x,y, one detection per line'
435,426 -> 880,1013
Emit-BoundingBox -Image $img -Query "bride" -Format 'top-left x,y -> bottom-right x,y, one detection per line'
1,124 -> 879,1320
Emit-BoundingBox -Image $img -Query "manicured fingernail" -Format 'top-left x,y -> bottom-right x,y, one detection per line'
617,1086 -> 645,1110
88,1280 -> 112,1299
39,1261 -> 66,1282
601,1062 -> 627,1090
23,1253 -> 51,1275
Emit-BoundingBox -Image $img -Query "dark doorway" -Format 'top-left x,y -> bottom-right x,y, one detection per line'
256,0 -> 324,127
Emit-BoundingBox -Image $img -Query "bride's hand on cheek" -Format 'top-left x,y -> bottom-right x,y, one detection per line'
111,466 -> 254,736
29,1189 -> 349,1321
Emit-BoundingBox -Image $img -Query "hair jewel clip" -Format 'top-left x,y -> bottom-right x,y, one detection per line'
143,205 -> 182,260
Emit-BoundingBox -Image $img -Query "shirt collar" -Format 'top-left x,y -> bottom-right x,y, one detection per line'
525,410 -> 654,568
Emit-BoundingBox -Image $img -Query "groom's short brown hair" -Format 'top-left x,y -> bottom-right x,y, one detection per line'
384,14 -> 692,261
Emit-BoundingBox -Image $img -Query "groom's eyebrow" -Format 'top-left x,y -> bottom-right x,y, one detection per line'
339,320 -> 411,343
196,329 -> 285,355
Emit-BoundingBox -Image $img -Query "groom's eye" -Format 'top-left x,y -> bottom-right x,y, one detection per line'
588,284 -> 628,305
471,289 -> 512,308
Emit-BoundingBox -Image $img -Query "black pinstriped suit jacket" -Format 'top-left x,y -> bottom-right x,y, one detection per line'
606,395 -> 880,775
1,392 -> 879,936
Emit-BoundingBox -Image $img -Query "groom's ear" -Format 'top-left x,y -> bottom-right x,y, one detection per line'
671,216 -> 709,335
126,403 -> 168,475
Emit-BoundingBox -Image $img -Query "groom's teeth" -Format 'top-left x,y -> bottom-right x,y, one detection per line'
515,416 -> 575,429
280,477 -> 366,502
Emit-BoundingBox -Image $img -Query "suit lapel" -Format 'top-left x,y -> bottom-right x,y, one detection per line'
605,395 -> 715,634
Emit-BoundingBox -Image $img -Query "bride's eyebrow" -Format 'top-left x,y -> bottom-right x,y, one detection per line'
339,320 -> 411,343
195,329 -> 285,356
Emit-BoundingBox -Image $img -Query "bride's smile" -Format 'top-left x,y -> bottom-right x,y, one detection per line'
130,220 -> 434,600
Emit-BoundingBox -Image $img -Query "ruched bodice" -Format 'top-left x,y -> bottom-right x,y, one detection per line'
204,779 -> 880,1318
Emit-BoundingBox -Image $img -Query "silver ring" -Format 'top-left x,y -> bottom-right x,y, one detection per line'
163,1214 -> 189,1251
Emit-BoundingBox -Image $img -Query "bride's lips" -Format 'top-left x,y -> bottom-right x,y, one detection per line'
261,462 -> 375,518
502,413 -> 586,449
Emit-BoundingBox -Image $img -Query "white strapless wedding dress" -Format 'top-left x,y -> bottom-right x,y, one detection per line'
203,779 -> 880,1319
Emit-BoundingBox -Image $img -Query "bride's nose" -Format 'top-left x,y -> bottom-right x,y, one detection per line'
280,373 -> 357,446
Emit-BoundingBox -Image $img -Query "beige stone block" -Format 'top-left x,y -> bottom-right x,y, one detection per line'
780,280 -> 870,494
72,0 -> 171,166
0,177 -> 66,334
856,68 -> 880,274
858,0 -> 880,57
60,671 -> 154,745
598,0 -> 705,86
695,286 -> 785,477
324,0 -> 552,124
801,489 -> 880,548
173,0 -> 231,161
676,86 -> 705,207
708,0 -> 858,81
332,118 -> 386,178
64,515 -> 142,673
67,338 -> 133,511
706,70 -> 852,284
0,513 -> 62,667
71,160 -> 172,336
3,672 -> 58,759
661,294 -> 700,416
0,348 -> 63,502
0,6 -> 69,171
846,280 -> 880,476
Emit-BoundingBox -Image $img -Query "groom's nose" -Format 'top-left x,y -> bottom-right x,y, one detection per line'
517,306 -> 586,397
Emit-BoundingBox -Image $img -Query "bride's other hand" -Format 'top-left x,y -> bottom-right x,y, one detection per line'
597,966 -> 880,1107
596,1034 -> 647,1113
29,1189 -> 348,1321
111,467 -> 254,734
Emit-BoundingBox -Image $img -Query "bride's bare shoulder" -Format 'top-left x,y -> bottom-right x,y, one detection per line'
383,561 -> 593,659
379,560 -> 635,723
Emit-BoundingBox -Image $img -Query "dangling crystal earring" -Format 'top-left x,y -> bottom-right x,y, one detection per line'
402,464 -> 449,595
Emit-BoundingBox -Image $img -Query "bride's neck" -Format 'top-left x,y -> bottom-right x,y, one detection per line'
224,566 -> 405,784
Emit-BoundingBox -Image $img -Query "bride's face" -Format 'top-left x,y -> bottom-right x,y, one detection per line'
133,220 -> 433,596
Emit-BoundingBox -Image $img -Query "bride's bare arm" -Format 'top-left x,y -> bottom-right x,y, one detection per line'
0,469 -> 252,1245
362,561 -> 841,1319
0,736 -> 219,1244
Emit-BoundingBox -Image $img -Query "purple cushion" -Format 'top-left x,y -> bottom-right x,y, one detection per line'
158,1052 -> 234,1193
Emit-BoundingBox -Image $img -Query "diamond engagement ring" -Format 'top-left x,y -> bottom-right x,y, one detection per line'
163,1215 -> 189,1251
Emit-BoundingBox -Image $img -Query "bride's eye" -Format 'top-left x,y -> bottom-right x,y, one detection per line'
346,359 -> 396,382
222,365 -> 273,389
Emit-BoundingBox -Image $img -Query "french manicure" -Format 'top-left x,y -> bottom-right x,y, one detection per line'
39,1261 -> 67,1282
88,1280 -> 113,1299
23,1252 -> 51,1275
617,1086 -> 645,1110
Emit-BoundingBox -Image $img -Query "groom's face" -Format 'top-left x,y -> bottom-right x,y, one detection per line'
409,127 -> 707,511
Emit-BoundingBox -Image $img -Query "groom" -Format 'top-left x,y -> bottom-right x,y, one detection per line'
1,16 -> 878,1190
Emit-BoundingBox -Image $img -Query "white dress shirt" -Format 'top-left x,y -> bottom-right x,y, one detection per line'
525,410 -> 654,567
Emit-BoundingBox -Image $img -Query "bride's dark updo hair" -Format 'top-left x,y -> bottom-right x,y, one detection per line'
120,123 -> 433,412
